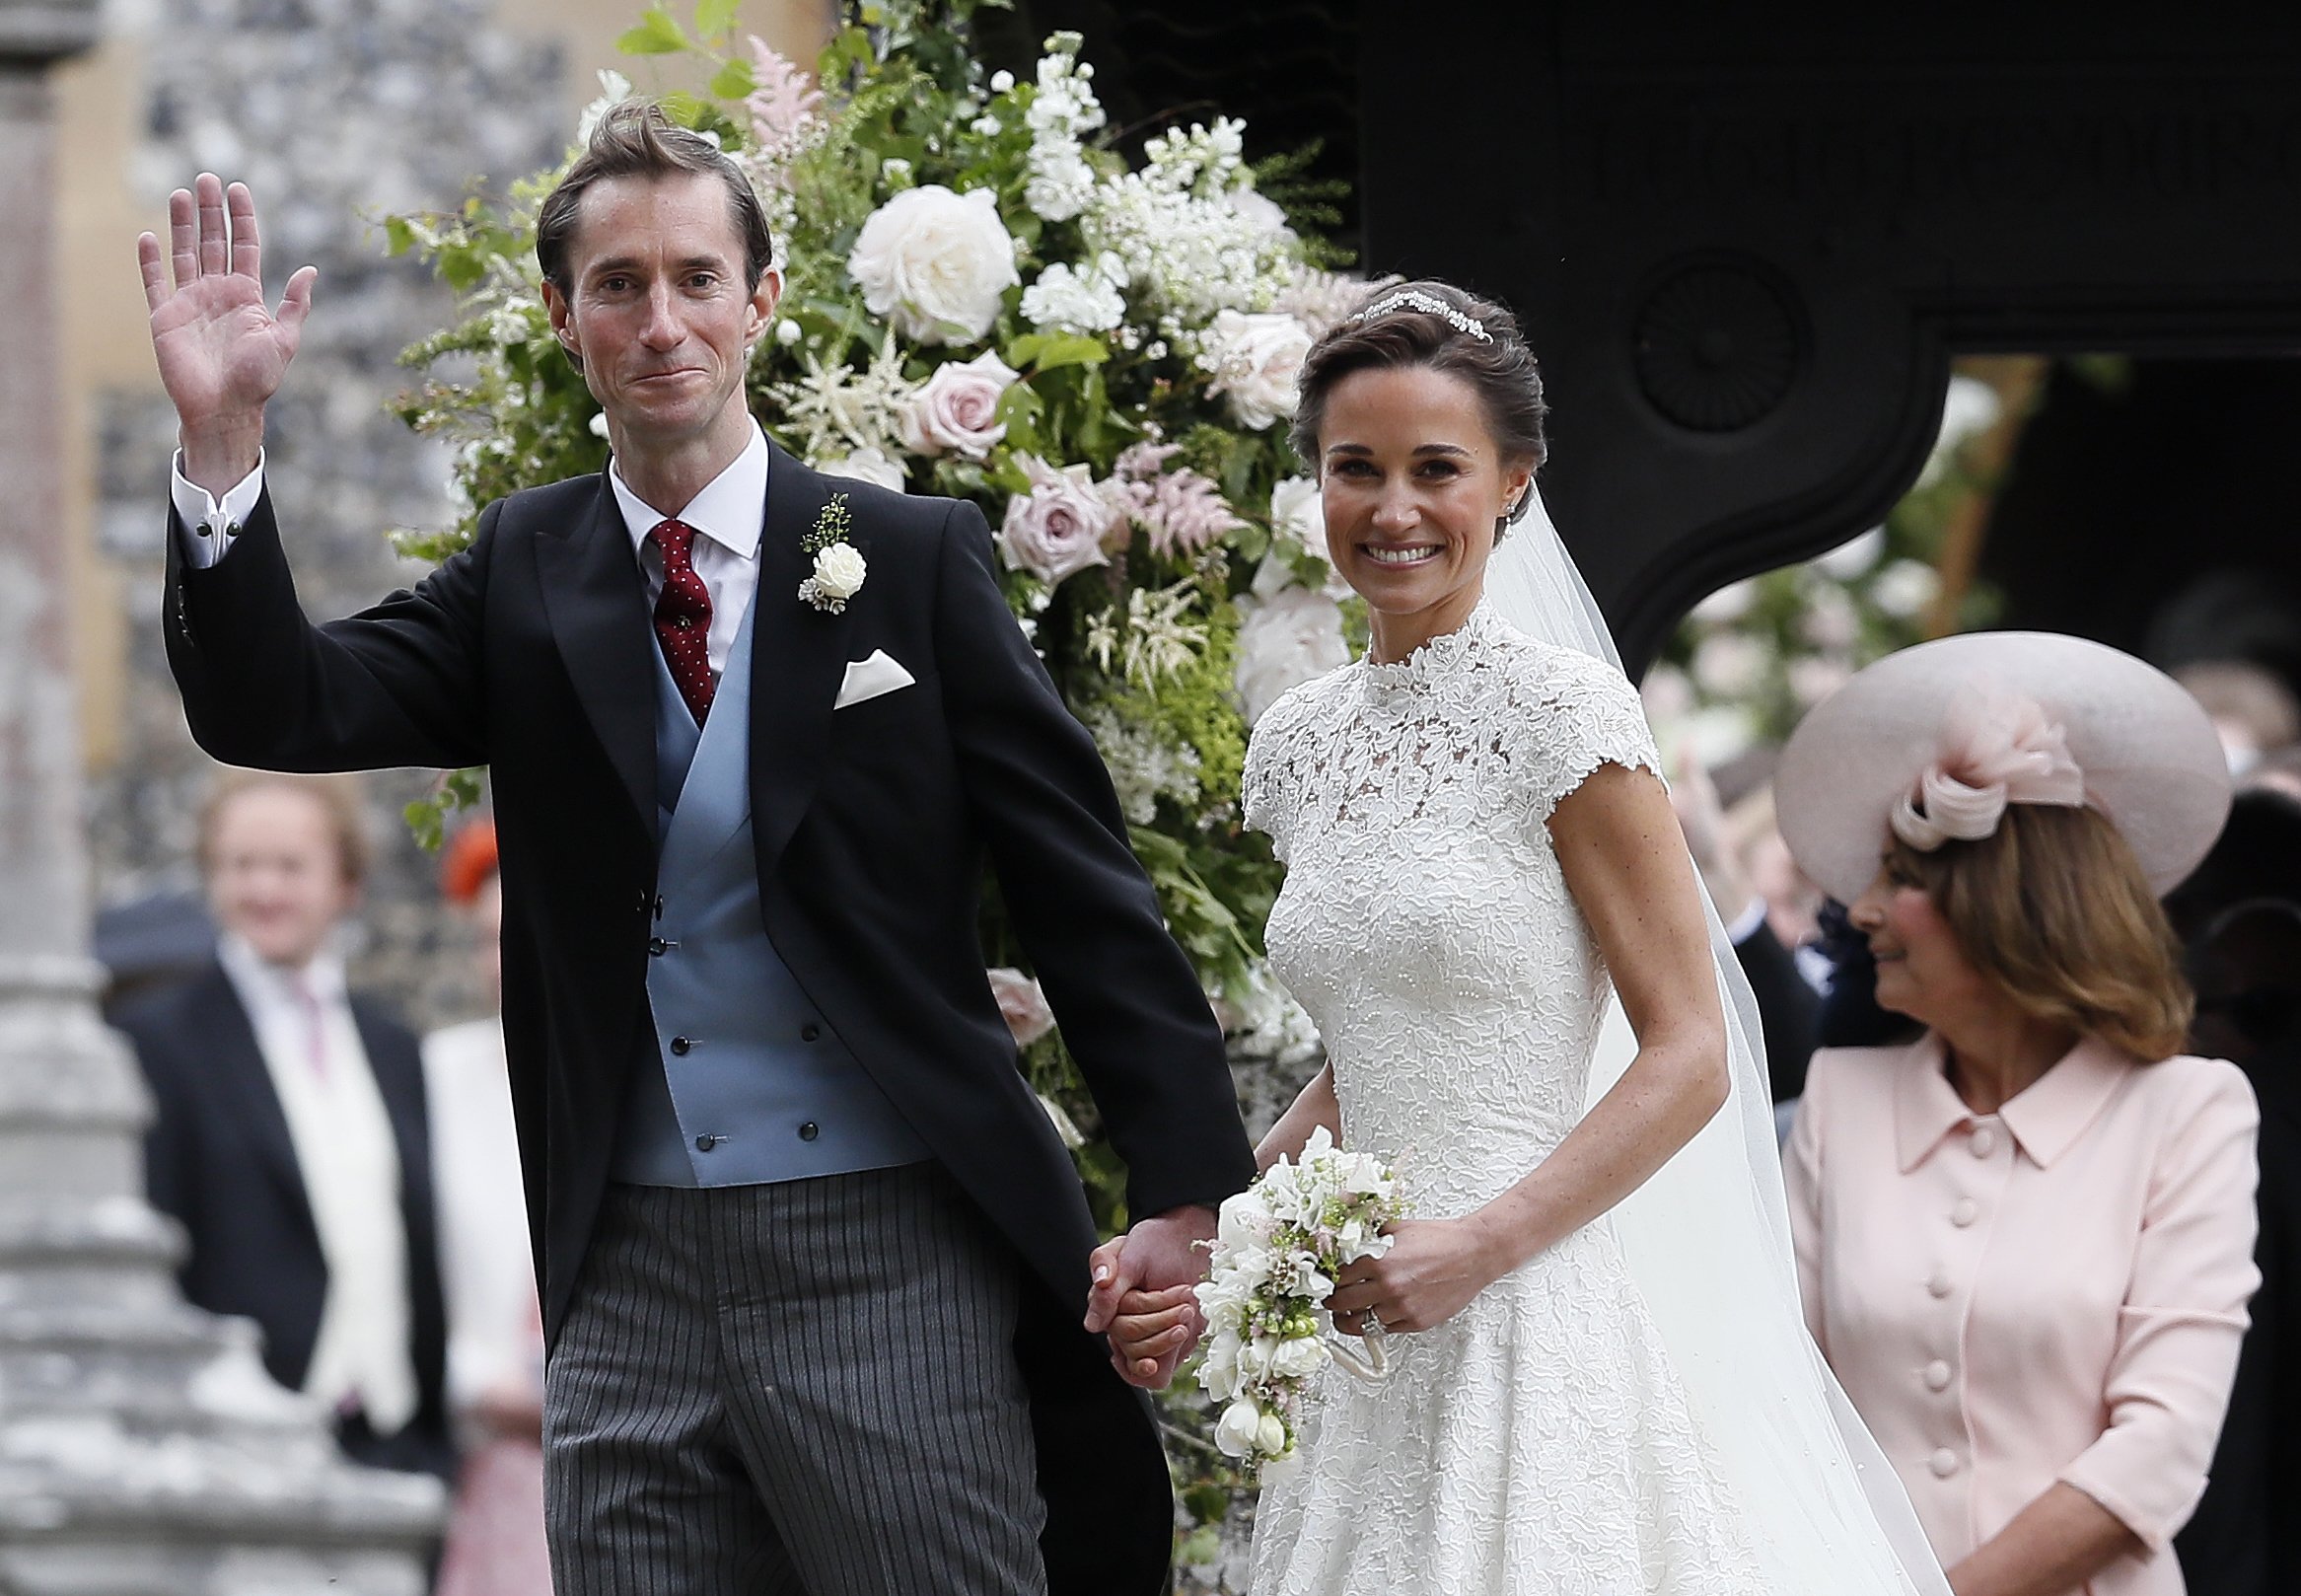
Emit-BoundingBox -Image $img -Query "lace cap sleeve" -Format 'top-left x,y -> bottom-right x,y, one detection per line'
1499,643 -> 1666,826
1241,684 -> 1313,863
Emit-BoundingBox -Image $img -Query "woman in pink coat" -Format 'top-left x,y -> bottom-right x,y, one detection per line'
1775,632 -> 2260,1596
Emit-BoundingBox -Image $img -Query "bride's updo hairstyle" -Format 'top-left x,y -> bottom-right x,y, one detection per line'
1289,279 -> 1549,538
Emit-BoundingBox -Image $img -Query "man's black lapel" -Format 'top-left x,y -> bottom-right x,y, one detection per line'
752,443 -> 856,873
535,476 -> 656,829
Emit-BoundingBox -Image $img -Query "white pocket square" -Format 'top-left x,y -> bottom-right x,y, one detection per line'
833,649 -> 917,710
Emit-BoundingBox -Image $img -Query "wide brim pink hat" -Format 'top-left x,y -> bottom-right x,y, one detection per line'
1776,631 -> 2232,905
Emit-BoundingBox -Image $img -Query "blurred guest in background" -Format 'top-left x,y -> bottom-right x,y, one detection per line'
2164,790 -> 2301,1596
2172,659 -> 2300,779
116,771 -> 455,1484
424,818 -> 552,1596
1776,633 -> 2257,1596
1669,750 -> 1818,1102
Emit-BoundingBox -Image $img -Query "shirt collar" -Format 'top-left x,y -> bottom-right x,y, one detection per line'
608,420 -> 769,561
215,930 -> 349,1008
1893,1029 -> 2135,1172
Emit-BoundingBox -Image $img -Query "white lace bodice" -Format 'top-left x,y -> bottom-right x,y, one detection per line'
1242,601 -> 1663,1216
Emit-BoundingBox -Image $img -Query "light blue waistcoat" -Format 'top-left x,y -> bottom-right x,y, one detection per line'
608,592 -> 931,1187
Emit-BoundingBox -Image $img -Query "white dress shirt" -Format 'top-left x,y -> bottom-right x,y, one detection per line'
214,932 -> 418,1433
170,422 -> 772,681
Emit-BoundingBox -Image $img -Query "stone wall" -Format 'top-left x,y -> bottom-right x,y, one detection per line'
86,0 -> 574,1027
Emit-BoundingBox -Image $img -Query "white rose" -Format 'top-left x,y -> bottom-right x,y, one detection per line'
1236,588 -> 1350,727
1226,185 -> 1293,244
816,447 -> 906,494
1204,309 -> 1312,431
900,351 -> 1020,459
810,543 -> 869,602
1214,1398 -> 1265,1458
846,184 -> 1020,346
1217,1190 -> 1274,1254
1270,1335 -> 1327,1380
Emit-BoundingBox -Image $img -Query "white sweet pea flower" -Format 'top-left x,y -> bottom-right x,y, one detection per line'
1256,1411 -> 1289,1457
1214,1398 -> 1264,1458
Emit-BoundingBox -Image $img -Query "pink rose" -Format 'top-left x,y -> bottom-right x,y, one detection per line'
986,968 -> 1055,1047
900,352 -> 1020,460
998,456 -> 1116,586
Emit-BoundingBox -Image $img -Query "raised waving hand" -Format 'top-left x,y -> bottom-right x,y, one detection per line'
137,173 -> 317,493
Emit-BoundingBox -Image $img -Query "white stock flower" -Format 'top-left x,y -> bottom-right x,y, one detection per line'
1203,310 -> 1312,431
900,351 -> 1020,459
1236,587 -> 1350,727
810,543 -> 869,602
1020,254 -> 1128,334
816,447 -> 906,494
846,184 -> 1020,345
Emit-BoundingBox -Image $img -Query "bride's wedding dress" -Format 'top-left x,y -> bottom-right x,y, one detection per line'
1241,602 -> 1770,1592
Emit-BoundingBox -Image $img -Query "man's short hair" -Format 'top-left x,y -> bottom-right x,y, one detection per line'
536,100 -> 776,296
195,770 -> 373,889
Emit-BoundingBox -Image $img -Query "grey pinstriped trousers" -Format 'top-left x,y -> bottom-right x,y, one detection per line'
542,1163 -> 1049,1595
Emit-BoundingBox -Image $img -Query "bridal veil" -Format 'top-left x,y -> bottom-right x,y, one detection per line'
1485,490 -> 1954,1595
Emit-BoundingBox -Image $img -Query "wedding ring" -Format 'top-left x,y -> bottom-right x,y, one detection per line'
1365,1308 -> 1386,1336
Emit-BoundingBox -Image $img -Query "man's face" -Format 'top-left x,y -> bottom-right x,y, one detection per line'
205,785 -> 358,970
544,172 -> 780,462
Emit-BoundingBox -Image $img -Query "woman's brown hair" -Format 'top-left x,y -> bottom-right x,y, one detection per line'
1886,802 -> 2193,1060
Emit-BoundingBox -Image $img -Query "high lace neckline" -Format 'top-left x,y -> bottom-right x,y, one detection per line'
1357,600 -> 1506,700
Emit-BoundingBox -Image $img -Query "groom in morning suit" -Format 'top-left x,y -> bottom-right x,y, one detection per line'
137,103 -> 1255,1595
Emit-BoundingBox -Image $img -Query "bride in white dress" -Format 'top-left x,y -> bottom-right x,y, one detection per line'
1103,282 -> 1950,1594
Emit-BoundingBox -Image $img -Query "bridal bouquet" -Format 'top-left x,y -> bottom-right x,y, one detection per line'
1196,1126 -> 1404,1472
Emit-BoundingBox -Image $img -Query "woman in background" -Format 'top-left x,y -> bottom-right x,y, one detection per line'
425,820 -> 552,1596
1779,633 -> 2259,1596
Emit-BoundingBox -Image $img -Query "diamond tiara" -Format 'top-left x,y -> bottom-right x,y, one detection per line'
1352,288 -> 1492,343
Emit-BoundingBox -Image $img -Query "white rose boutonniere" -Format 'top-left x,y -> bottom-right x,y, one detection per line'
798,494 -> 867,615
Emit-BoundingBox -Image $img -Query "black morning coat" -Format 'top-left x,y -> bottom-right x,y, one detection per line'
161,440 -> 1258,1594
113,968 -> 457,1483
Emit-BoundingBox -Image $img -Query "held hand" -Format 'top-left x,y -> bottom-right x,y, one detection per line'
1103,1283 -> 1200,1385
136,173 -> 317,489
1084,1203 -> 1218,1389
1325,1216 -> 1505,1337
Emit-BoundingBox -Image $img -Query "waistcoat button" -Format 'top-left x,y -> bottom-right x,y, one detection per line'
648,937 -> 669,957
1928,1448 -> 1959,1479
800,1023 -> 822,1043
670,1036 -> 691,1056
1924,1359 -> 1953,1392
1927,1270 -> 1953,1299
695,1133 -> 719,1151
1970,1126 -> 1997,1158
1950,1197 -> 1978,1227
798,1121 -> 820,1141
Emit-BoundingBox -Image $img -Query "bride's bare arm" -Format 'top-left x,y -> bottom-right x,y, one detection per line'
1258,1062 -> 1340,1173
1328,762 -> 1727,1334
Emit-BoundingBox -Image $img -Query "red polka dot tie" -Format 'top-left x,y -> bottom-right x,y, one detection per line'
649,518 -> 716,725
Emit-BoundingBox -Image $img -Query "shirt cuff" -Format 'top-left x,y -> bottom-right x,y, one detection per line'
1725,896 -> 1767,944
170,451 -> 265,569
